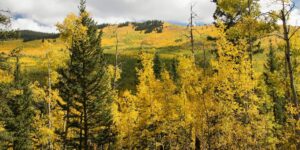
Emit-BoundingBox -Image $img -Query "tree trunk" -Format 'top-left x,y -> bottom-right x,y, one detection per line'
79,113 -> 83,149
195,136 -> 200,150
63,108 -> 70,150
83,97 -> 88,150
247,0 -> 254,79
281,7 -> 299,118
190,5 -> 195,58
113,31 -> 119,90
46,53 -> 53,150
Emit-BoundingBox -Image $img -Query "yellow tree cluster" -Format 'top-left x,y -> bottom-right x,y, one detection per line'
113,25 -> 280,149
114,52 -> 196,149
202,25 -> 276,149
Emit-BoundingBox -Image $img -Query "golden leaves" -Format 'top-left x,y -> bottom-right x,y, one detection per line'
56,13 -> 88,44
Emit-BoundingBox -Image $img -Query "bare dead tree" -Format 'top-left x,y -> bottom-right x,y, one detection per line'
272,0 -> 299,119
45,50 -> 53,150
187,3 -> 197,58
246,0 -> 255,78
113,28 -> 120,90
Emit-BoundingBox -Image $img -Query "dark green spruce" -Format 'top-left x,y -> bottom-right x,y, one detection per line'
0,49 -> 35,149
57,0 -> 116,149
263,40 -> 286,125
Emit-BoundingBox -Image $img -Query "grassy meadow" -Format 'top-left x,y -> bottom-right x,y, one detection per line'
0,23 -> 278,91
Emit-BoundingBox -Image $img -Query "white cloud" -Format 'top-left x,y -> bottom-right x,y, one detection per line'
290,8 -> 300,26
0,0 -> 216,32
260,0 -> 300,26
0,0 -> 76,32
87,0 -> 215,24
11,18 -> 57,33
1,0 -> 299,33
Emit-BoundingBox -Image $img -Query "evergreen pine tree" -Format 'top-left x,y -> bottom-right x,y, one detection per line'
153,52 -> 162,79
264,40 -> 286,125
0,48 -> 35,149
170,58 -> 178,82
57,0 -> 116,149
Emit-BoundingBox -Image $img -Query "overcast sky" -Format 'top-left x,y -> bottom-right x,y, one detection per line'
0,0 -> 299,33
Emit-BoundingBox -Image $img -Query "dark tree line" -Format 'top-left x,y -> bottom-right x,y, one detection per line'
132,20 -> 164,33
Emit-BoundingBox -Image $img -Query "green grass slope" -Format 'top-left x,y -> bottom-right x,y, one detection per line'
0,23 -> 277,91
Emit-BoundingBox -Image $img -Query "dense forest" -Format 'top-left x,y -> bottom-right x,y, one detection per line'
0,0 -> 300,149
17,30 -> 59,42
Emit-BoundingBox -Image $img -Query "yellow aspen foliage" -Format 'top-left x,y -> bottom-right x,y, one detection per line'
159,69 -> 184,148
29,81 -> 65,149
280,103 -> 300,149
56,12 -> 88,44
107,64 -> 122,82
113,90 -> 138,149
0,70 -> 13,84
176,55 -> 203,148
204,24 -> 277,149
114,52 -> 195,149
41,41 -> 68,70
134,52 -> 164,148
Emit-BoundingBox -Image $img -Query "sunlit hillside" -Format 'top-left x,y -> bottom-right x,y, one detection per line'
0,23 -> 221,90
0,22 -> 281,81
0,23 -> 218,56
0,22 -> 291,90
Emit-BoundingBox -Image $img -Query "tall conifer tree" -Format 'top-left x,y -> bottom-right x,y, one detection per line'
0,48 -> 35,149
57,0 -> 115,149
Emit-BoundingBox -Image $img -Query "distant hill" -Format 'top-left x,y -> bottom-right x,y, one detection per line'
98,20 -> 164,33
17,30 -> 59,42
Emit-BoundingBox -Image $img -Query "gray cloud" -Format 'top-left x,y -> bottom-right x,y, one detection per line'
0,0 -> 216,32
1,0 -> 299,33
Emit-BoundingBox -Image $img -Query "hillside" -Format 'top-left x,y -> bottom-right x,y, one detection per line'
0,22 -> 276,90
1,23 -> 218,55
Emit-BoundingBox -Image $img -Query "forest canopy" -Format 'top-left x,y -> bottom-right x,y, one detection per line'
0,0 -> 299,149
